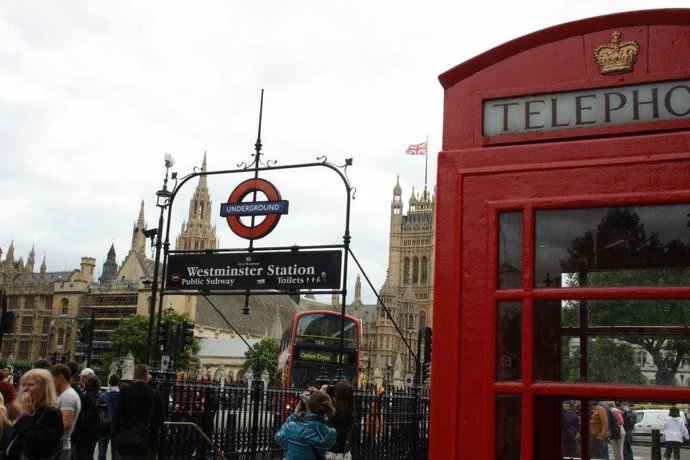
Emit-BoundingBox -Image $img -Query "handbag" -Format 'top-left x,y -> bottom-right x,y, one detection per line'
6,410 -> 61,460
112,391 -> 156,455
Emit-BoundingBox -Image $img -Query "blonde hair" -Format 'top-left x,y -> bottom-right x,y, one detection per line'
20,369 -> 59,408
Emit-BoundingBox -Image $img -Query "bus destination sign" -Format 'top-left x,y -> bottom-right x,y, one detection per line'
297,349 -> 351,365
166,250 -> 342,291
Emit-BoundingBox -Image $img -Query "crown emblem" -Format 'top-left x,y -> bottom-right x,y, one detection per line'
594,31 -> 640,75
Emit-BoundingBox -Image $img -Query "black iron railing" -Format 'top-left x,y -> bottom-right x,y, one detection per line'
154,378 -> 430,460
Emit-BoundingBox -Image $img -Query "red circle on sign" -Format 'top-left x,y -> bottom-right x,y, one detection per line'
226,178 -> 282,239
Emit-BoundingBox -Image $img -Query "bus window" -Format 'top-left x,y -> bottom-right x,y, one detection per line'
295,313 -> 357,347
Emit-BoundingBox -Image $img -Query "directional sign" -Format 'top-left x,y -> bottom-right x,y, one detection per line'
166,250 -> 342,291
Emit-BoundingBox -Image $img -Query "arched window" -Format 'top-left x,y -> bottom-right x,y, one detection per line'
413,257 -> 420,283
419,311 -> 427,330
421,257 -> 428,284
60,298 -> 69,315
404,258 -> 411,284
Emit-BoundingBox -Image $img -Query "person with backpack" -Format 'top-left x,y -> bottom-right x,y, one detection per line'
621,402 -> 637,460
98,374 -> 120,460
73,375 -> 102,460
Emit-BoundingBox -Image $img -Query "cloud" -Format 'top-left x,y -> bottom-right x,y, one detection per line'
1,0 -> 687,304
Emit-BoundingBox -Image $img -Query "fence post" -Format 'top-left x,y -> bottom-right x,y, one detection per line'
651,429 -> 662,460
249,373 -> 264,460
411,384 -> 421,459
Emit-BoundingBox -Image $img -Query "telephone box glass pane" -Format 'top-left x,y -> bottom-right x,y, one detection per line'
497,302 -> 521,381
496,395 -> 521,460
535,299 -> 690,386
535,204 -> 690,288
499,212 -> 522,290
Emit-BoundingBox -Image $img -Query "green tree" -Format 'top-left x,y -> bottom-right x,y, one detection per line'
104,314 -> 149,365
561,208 -> 690,385
243,338 -> 279,383
103,313 -> 200,372
563,337 -> 647,384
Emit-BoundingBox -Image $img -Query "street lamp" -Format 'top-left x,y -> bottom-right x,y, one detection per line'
407,327 -> 415,376
146,155 -> 175,365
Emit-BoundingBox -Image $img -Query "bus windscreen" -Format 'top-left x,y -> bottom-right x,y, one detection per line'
294,313 -> 358,347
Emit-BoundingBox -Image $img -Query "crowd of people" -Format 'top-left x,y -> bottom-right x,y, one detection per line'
563,399 -> 690,460
0,360 -> 165,460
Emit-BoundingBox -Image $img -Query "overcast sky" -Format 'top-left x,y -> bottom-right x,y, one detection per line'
1,1 -> 686,304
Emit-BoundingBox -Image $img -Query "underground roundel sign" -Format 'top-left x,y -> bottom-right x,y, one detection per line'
219,178 -> 289,239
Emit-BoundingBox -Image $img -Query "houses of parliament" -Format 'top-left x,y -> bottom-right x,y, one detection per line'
0,153 -> 434,383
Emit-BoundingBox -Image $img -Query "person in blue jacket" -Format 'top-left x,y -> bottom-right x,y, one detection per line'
275,389 -> 337,459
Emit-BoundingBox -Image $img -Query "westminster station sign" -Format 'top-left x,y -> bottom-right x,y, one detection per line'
166,250 -> 342,291
483,79 -> 690,137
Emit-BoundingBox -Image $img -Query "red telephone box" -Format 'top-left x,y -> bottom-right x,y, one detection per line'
432,9 -> 690,459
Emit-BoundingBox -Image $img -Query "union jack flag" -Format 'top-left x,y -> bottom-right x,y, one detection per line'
405,142 -> 427,155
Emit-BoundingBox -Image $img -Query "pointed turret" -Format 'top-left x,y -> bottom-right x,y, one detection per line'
199,150 -> 208,188
3,241 -> 14,279
130,201 -> 147,255
100,244 -> 118,283
26,246 -> 36,273
408,187 -> 417,211
391,175 -> 403,216
5,241 -> 14,266
39,255 -> 47,278
350,275 -> 363,319
175,152 -> 218,251
354,275 -> 362,302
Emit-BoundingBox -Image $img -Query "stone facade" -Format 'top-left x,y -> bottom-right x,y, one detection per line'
0,245 -> 94,364
360,177 -> 435,386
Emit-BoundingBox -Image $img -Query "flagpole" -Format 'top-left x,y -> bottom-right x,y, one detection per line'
424,135 -> 429,187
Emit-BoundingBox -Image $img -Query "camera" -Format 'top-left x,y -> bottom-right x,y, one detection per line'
298,391 -> 310,411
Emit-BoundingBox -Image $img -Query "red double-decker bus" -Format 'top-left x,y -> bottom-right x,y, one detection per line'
276,310 -> 361,390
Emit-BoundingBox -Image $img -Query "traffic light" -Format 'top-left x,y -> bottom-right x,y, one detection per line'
179,321 -> 194,349
422,362 -> 431,383
423,326 -> 432,363
78,321 -> 93,344
157,320 -> 169,348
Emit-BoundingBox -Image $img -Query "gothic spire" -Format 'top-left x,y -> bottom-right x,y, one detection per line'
100,243 -> 118,283
175,152 -> 218,251
131,200 -> 147,255
199,149 -> 208,189
26,245 -> 36,272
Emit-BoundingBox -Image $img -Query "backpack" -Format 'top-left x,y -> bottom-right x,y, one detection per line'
97,397 -> 112,437
623,409 -> 637,432
99,391 -> 119,436
75,393 -> 102,441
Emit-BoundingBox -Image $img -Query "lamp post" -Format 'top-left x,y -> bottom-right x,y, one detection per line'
146,155 -> 174,365
407,327 -> 414,377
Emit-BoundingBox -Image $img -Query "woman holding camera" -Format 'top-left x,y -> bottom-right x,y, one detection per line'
275,390 -> 337,459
